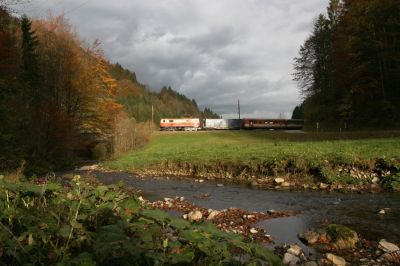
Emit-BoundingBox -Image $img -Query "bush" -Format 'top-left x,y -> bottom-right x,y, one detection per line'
0,176 -> 281,265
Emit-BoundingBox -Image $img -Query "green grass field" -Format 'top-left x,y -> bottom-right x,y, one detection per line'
105,130 -> 400,172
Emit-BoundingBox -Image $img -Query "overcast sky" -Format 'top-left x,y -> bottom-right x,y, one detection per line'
16,0 -> 329,118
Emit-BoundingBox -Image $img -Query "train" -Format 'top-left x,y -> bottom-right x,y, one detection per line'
159,118 -> 304,131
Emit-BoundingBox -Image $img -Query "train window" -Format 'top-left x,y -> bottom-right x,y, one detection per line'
169,120 -> 173,122
163,120 -> 165,122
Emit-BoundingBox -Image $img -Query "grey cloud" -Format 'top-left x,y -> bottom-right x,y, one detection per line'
19,0 -> 329,117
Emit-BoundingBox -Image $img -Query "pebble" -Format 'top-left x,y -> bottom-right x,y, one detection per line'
274,177 -> 285,184
264,234 -> 272,240
319,182 -> 329,189
378,239 -> 399,253
187,210 -> 202,222
283,252 -> 300,266
217,183 -> 224,187
287,244 -> 302,257
299,230 -> 319,245
326,253 -> 346,266
250,228 -> 258,234
207,210 -> 220,220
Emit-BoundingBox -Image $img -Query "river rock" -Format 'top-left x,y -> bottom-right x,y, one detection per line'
216,183 -> 224,187
287,244 -> 302,257
319,182 -> 329,189
281,181 -> 291,187
250,228 -> 258,234
326,253 -> 346,266
299,230 -> 320,245
326,224 -> 358,249
378,239 -> 399,253
381,251 -> 400,263
283,252 -> 300,266
187,210 -> 202,222
274,177 -> 285,184
207,210 -> 220,220
372,176 -> 380,184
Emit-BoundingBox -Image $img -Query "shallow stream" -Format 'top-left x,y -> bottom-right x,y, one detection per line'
87,171 -> 400,250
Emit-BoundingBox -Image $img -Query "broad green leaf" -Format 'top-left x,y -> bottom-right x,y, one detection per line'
141,209 -> 169,223
168,248 -> 195,264
180,229 -> 205,243
250,244 -> 283,266
168,217 -> 190,230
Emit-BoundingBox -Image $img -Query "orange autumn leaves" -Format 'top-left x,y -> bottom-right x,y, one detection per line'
32,14 -> 123,136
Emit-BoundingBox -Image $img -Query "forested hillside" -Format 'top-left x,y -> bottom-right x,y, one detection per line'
293,0 -> 400,130
0,7 -> 218,174
110,62 -> 219,123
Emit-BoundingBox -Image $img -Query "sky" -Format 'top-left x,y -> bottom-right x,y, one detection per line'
15,0 -> 329,118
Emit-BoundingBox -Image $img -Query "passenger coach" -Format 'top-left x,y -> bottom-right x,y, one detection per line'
242,118 -> 304,130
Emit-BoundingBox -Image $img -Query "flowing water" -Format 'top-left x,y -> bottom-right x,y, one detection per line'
84,171 -> 400,250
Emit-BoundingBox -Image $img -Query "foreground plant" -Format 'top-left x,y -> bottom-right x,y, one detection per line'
0,175 -> 281,265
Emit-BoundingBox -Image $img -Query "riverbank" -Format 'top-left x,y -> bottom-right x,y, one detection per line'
83,169 -> 400,265
104,131 -> 400,192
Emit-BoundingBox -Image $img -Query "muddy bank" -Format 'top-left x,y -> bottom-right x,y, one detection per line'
109,158 -> 399,192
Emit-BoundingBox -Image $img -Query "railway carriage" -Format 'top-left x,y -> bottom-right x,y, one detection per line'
242,118 -> 304,130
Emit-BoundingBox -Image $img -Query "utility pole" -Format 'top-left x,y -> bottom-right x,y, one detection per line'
151,104 -> 154,131
238,99 -> 241,119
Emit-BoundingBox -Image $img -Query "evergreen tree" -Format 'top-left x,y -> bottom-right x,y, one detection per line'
291,104 -> 304,119
20,14 -> 40,96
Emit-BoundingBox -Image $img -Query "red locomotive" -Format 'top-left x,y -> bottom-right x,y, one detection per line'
159,118 -> 201,131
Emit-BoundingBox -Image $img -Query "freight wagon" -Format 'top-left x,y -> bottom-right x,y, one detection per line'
203,119 -> 242,130
159,118 -> 201,131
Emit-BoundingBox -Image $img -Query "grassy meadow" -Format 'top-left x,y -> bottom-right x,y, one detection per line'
104,131 -> 400,189
106,130 -> 400,171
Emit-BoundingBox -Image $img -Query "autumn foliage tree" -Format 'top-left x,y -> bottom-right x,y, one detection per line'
0,10 -> 125,173
0,7 -> 218,173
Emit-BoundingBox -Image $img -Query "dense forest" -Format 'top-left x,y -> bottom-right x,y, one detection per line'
292,0 -> 400,130
0,6 -> 218,174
